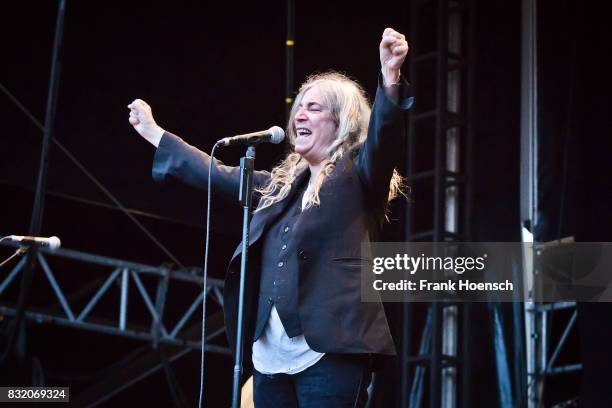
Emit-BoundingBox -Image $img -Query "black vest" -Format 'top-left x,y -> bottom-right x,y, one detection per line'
253,184 -> 306,340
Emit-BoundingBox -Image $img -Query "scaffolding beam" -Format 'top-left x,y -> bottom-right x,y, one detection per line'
0,242 -> 229,354
401,0 -> 475,406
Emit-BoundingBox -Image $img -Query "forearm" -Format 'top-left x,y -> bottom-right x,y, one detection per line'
152,132 -> 270,198
143,125 -> 165,148
381,67 -> 401,103
355,75 -> 413,200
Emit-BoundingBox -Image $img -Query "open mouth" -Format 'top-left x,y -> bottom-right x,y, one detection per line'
296,128 -> 312,137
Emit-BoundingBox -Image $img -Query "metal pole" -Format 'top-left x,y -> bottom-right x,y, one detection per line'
231,146 -> 255,408
401,0 -> 420,403
431,0 -> 450,406
285,0 -> 296,118
462,1 -> 476,406
30,0 -> 66,235
521,0 -> 538,406
0,0 -> 67,366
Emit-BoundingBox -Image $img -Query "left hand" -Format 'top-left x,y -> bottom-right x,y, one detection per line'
379,27 -> 409,86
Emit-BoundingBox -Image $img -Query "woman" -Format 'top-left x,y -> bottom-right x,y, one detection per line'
128,27 -> 413,407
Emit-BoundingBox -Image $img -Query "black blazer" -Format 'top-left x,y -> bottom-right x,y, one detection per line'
152,78 -> 414,361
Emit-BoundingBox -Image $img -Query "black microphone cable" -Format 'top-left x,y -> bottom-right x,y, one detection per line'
198,140 -> 221,408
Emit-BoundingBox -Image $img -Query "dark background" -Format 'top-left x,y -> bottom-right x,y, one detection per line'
0,0 -> 609,406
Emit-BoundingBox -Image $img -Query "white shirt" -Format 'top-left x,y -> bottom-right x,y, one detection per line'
252,305 -> 324,374
252,181 -> 325,375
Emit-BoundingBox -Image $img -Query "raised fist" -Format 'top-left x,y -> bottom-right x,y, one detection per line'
379,28 -> 409,86
127,99 -> 164,147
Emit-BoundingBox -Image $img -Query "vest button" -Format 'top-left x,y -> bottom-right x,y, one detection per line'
283,226 -> 290,233
281,244 -> 287,250
278,261 -> 284,267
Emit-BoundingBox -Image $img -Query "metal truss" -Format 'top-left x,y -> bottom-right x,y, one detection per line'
0,242 -> 229,355
520,0 -> 581,406
523,250 -> 582,407
401,0 -> 475,407
527,302 -> 580,367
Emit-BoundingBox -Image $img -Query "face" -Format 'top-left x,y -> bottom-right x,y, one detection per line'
293,86 -> 337,166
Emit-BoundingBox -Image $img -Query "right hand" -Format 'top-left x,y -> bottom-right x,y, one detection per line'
127,99 -> 164,147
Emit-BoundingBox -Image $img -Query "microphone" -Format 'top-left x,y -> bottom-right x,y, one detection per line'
3,235 -> 61,251
218,126 -> 285,147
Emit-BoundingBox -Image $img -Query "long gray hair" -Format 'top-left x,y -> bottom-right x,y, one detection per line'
255,71 -> 405,212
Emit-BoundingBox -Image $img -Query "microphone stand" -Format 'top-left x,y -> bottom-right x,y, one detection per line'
0,238 -> 30,269
0,246 -> 29,269
231,146 -> 255,408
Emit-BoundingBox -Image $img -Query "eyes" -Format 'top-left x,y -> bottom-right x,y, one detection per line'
297,103 -> 324,114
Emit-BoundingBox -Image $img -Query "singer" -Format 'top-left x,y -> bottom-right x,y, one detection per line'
128,28 -> 412,407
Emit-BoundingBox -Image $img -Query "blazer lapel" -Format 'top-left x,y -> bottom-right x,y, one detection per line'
230,169 -> 310,263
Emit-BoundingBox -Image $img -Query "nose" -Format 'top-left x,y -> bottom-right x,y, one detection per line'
295,106 -> 308,122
